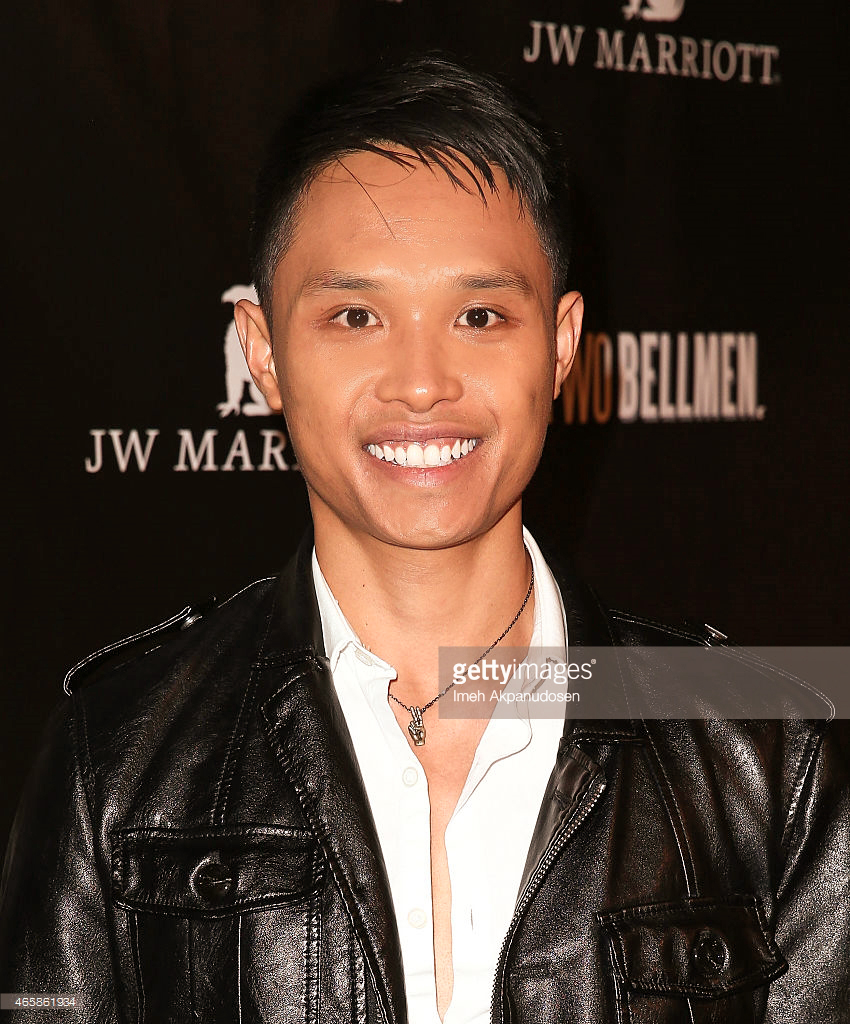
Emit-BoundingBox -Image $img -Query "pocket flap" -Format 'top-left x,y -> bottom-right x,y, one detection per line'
112,825 -> 321,916
599,895 -> 787,998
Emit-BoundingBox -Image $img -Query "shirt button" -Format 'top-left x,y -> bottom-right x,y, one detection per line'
355,649 -> 373,666
407,908 -> 427,929
402,767 -> 419,787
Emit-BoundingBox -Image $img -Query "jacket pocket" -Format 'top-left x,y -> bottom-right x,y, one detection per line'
598,895 -> 787,1022
112,825 -> 323,1023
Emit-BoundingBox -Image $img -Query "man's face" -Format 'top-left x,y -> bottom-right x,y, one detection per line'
237,150 -> 582,551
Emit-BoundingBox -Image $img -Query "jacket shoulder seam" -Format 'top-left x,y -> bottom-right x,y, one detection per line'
63,577 -> 278,695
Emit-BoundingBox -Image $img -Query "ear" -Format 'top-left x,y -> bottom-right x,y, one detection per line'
553,291 -> 584,399
233,299 -> 283,412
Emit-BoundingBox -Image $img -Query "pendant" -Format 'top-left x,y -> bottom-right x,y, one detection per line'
408,706 -> 426,746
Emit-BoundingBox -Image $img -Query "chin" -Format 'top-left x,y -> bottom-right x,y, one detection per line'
368,502 -> 516,551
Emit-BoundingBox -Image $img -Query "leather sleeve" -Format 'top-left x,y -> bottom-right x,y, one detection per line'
765,718 -> 850,1018
0,699 -> 119,1022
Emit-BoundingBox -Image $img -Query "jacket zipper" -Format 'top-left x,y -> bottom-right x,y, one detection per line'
489,775 -> 607,1024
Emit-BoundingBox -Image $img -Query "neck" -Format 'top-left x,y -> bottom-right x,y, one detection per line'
312,507 -> 534,703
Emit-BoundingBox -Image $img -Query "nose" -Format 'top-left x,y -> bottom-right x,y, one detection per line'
374,325 -> 463,411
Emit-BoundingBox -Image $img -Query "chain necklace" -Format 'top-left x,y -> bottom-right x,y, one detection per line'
388,563 -> 534,746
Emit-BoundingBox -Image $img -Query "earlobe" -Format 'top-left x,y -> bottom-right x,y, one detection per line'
553,291 -> 584,399
233,299 -> 283,412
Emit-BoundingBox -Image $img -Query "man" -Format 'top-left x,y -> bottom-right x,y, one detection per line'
1,57 -> 848,1022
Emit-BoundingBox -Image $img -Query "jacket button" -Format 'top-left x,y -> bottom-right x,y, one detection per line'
193,861 -> 235,904
692,928 -> 728,976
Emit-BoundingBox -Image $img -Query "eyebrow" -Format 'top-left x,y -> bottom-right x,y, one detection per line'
300,271 -> 383,295
300,268 -> 534,296
452,271 -> 533,295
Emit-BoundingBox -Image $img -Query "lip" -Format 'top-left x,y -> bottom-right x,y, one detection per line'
361,422 -> 482,446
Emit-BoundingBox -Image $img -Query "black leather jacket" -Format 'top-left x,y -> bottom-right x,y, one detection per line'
2,539 -> 849,1022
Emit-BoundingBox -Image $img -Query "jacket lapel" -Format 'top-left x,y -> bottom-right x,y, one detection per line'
257,536 -> 407,1024
515,538 -> 639,897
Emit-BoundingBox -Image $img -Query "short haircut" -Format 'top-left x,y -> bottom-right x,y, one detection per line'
250,55 -> 572,317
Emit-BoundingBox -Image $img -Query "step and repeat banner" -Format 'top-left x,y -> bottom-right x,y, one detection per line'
2,1 -> 847,851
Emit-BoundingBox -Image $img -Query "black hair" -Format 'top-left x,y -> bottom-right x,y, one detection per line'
250,55 -> 571,315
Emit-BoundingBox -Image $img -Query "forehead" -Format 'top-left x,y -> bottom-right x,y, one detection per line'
273,149 -> 551,298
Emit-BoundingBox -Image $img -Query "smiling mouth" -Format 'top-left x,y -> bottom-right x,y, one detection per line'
366,438 -> 480,467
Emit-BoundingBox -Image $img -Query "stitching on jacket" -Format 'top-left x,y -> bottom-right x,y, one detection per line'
749,892 -> 786,966
217,577 -> 278,610
212,590 -> 281,825
611,973 -> 629,1024
352,917 -> 366,1023
609,611 -> 706,644
256,646 -> 318,668
72,695 -> 97,814
62,606 -> 193,695
301,902 -> 310,1021
600,894 -> 757,921
640,725 -> 698,898
213,669 -> 261,825
236,914 -> 243,1024
188,915 -> 196,1013
571,728 -> 640,741
308,893 -> 320,1024
129,910 -> 145,1024
709,645 -> 834,718
119,824 -> 315,842
115,891 -> 316,916
780,726 -> 825,859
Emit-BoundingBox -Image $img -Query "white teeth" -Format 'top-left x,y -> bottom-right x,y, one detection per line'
424,444 -> 440,467
368,438 -> 480,465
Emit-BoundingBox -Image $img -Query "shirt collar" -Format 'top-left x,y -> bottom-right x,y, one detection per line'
311,526 -> 567,679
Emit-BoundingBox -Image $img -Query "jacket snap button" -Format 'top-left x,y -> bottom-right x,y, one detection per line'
692,928 -> 728,976
193,861 -> 235,903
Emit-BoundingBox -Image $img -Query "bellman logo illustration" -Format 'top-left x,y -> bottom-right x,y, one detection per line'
622,0 -> 684,20
217,284 -> 273,417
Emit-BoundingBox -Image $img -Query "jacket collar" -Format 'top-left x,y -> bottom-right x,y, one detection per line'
260,529 -> 639,742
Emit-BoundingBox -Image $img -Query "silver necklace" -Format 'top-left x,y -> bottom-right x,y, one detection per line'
388,563 -> 534,746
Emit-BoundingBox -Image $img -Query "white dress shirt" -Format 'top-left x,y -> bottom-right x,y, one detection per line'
312,528 -> 568,1024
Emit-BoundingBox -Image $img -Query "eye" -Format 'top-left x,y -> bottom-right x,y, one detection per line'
457,307 -> 504,329
330,307 -> 380,329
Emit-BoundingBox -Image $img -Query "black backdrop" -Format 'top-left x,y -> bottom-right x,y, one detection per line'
2,0 -> 848,858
